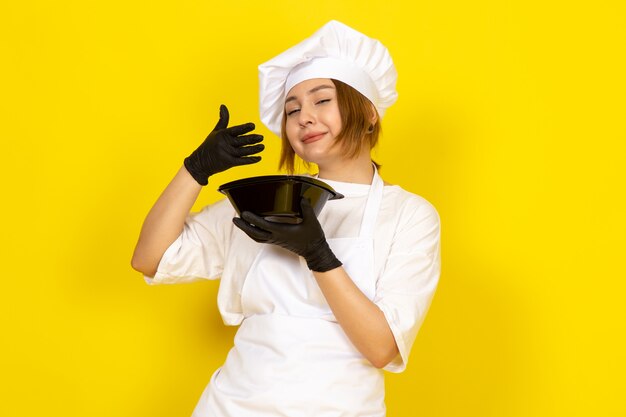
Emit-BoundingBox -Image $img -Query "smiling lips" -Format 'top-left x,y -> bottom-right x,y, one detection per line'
301,132 -> 327,144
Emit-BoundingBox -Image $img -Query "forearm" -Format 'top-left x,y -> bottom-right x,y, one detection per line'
313,267 -> 398,368
131,165 -> 202,277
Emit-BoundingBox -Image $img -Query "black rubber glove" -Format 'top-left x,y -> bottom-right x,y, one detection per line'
184,105 -> 264,185
232,198 -> 343,273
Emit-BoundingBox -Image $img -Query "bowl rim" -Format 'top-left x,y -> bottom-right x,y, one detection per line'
218,175 -> 344,200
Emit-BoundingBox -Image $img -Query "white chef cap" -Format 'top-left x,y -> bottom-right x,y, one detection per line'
258,20 -> 398,136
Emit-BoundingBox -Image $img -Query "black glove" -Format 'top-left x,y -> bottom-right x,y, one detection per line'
233,198 -> 342,273
184,104 -> 264,185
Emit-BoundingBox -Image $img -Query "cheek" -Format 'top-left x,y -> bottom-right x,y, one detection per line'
333,115 -> 343,133
285,121 -> 297,144
284,124 -> 301,152
286,136 -> 299,151
327,104 -> 343,133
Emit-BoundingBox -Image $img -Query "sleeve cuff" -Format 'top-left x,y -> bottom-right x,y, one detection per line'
377,301 -> 409,373
142,234 -> 183,285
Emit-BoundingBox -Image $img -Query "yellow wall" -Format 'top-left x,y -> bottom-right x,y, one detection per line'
1,1 -> 624,415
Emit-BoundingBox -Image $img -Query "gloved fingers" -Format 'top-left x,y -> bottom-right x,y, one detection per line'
233,216 -> 272,242
241,210 -> 288,233
213,104 -> 230,131
220,140 -> 263,159
231,133 -> 264,146
234,155 -> 262,165
226,122 -> 256,137
234,143 -> 264,157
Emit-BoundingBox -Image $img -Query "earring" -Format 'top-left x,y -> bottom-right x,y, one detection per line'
367,124 -> 374,134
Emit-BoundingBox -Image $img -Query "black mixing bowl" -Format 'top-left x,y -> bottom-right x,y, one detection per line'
218,175 -> 344,224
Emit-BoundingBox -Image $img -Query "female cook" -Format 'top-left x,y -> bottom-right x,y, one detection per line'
131,20 -> 441,417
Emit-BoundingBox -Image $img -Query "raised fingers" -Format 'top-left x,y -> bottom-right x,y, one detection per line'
226,122 -> 256,137
236,155 -> 262,165
235,143 -> 264,157
231,133 -> 264,146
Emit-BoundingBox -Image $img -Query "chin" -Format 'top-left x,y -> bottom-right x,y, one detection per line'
302,148 -> 337,164
299,153 -> 327,167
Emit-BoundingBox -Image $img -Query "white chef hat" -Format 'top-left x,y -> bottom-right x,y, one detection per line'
258,20 -> 398,136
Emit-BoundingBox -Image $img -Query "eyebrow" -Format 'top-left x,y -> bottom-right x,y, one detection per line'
285,84 -> 335,104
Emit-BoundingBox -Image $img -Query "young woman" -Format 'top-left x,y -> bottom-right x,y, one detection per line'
132,20 -> 440,417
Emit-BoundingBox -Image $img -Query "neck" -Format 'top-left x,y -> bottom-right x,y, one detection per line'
317,153 -> 375,184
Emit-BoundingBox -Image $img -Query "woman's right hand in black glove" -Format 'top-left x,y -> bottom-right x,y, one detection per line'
184,104 -> 264,185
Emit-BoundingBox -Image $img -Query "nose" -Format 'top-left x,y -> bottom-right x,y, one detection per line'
297,104 -> 315,128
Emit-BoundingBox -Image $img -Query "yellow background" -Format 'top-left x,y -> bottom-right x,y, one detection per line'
1,1 -> 624,415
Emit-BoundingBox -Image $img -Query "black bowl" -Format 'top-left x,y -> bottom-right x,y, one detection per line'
218,175 -> 344,224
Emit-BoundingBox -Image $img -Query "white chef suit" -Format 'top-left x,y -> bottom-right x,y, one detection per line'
146,169 -> 441,416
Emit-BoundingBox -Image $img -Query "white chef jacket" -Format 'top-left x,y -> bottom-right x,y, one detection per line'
146,179 -> 440,373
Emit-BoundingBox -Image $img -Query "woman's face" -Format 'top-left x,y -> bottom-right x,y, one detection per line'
284,78 -> 343,167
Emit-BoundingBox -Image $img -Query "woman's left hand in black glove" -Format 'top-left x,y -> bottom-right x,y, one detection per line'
233,197 -> 342,272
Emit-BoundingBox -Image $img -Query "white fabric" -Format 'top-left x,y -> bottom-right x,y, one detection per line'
285,57 -> 378,106
191,170 -> 386,416
146,180 -> 440,376
258,20 -> 398,136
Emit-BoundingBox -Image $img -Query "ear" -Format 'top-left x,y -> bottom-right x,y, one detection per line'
369,103 -> 379,125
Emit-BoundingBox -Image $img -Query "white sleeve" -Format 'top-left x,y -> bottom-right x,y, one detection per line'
374,196 -> 441,373
144,198 -> 235,285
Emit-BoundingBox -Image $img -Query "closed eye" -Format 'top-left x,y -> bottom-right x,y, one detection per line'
286,99 -> 331,116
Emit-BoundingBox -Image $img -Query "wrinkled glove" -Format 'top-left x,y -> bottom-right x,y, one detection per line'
184,104 -> 264,185
233,198 -> 343,272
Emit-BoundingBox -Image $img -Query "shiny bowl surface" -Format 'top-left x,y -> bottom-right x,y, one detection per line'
218,175 -> 344,224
